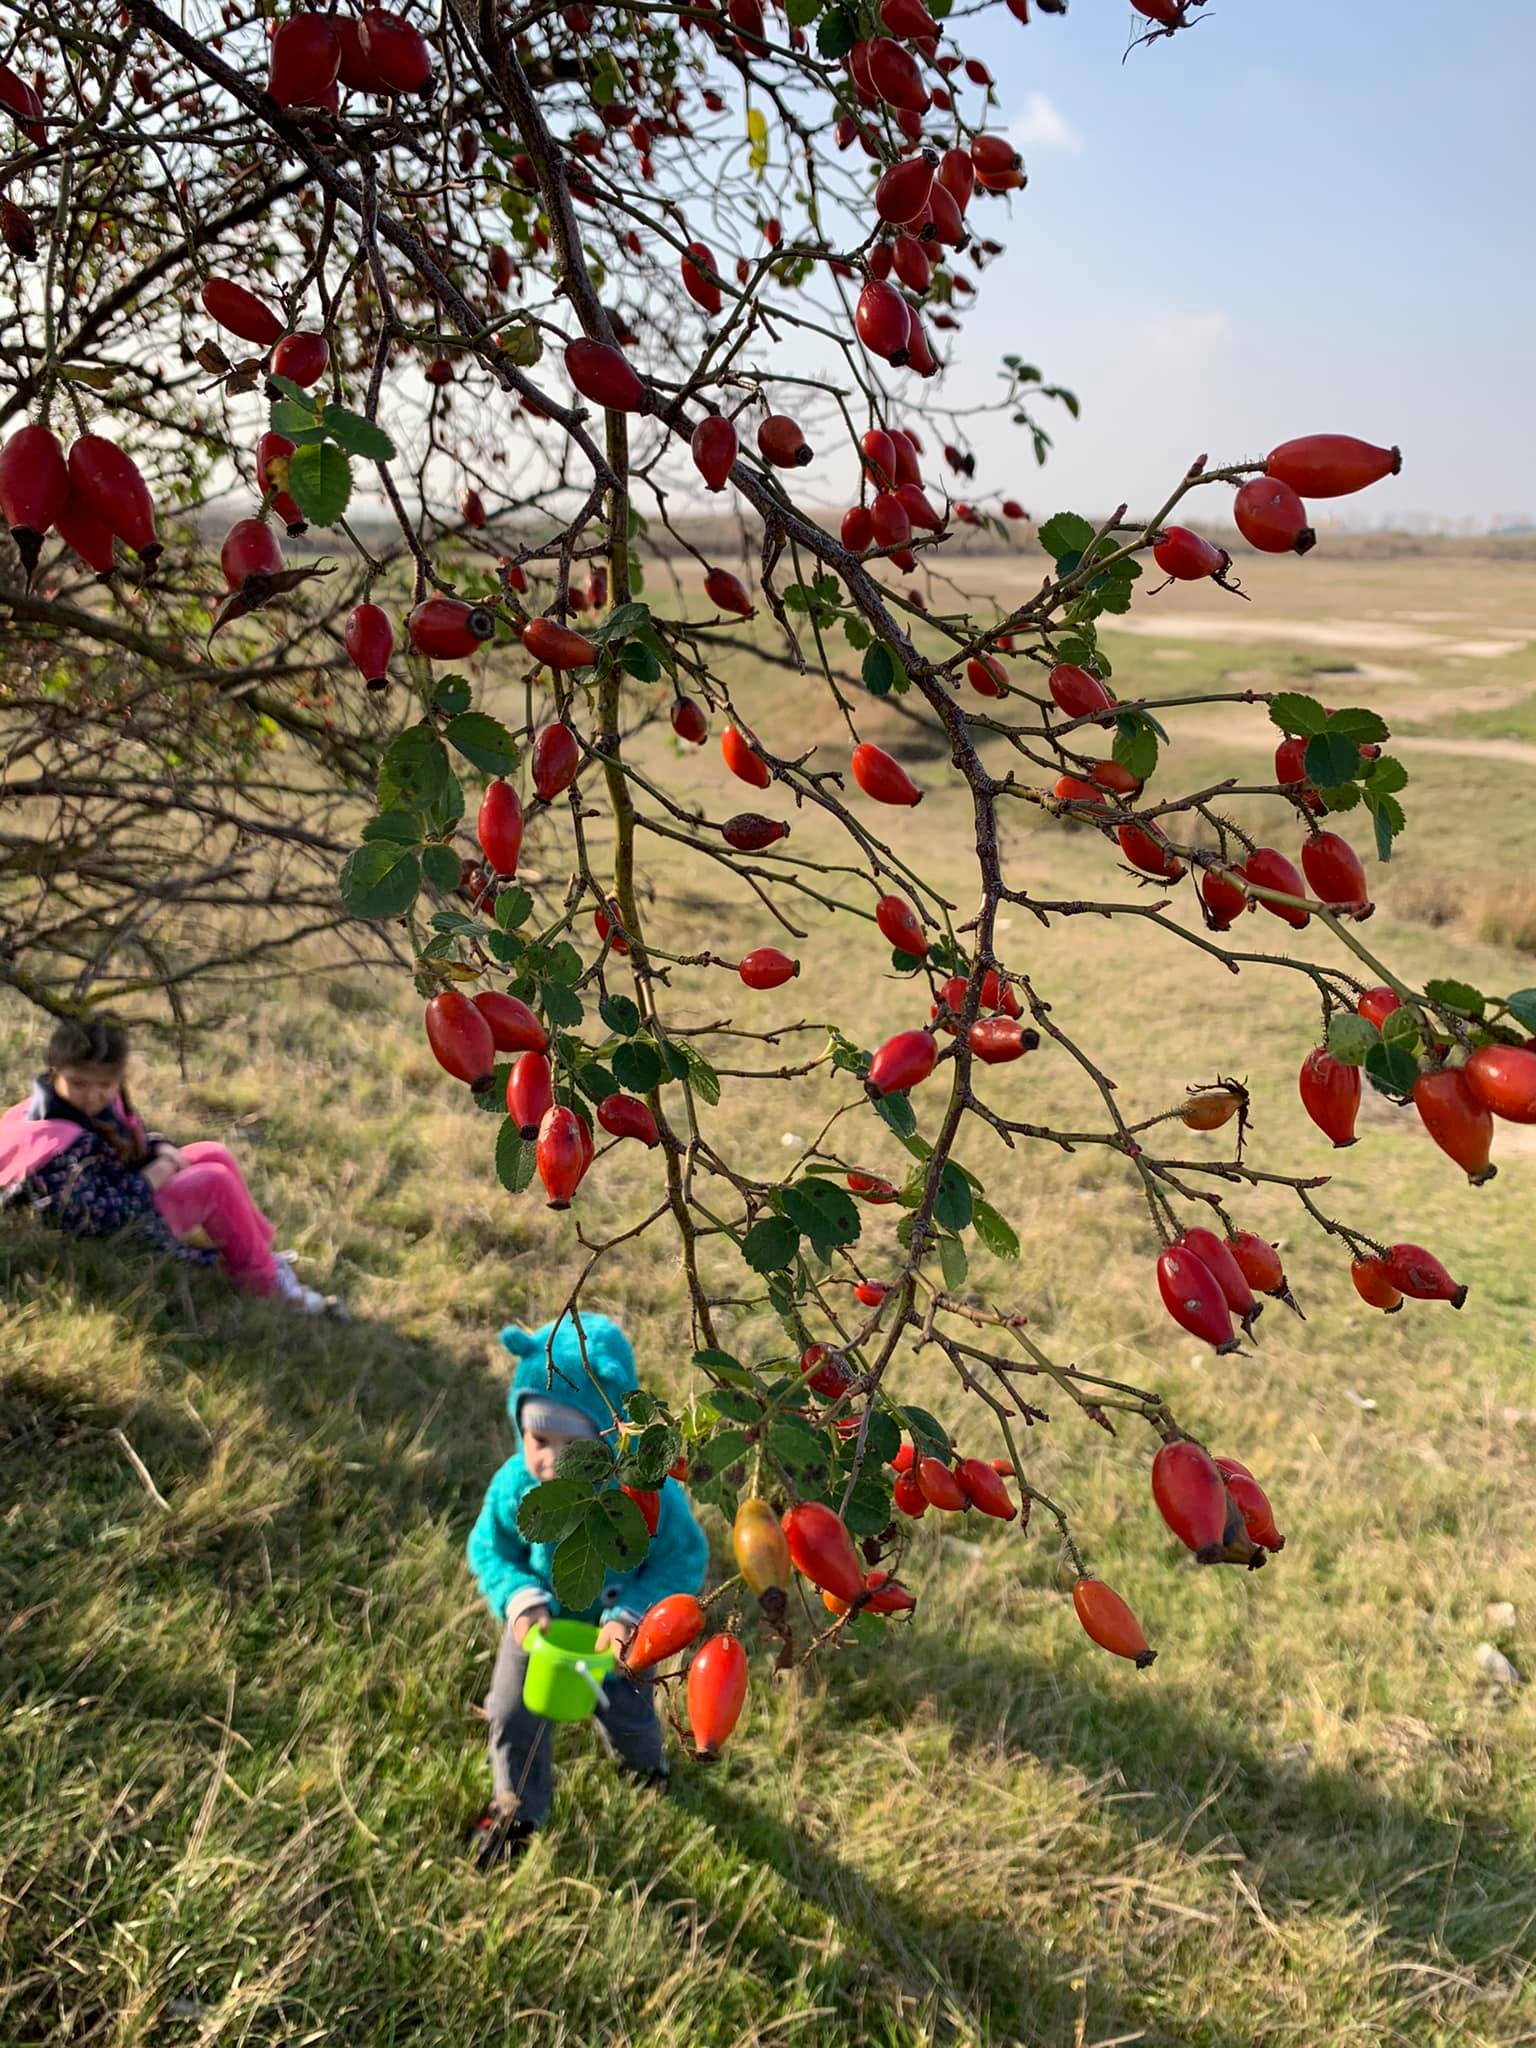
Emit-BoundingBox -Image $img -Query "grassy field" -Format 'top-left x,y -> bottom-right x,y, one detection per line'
4,550 -> 1536,2048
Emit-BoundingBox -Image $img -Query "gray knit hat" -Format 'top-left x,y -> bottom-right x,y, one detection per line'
518,1396 -> 599,1441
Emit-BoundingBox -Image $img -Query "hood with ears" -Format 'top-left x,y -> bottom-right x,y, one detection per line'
498,1311 -> 637,1445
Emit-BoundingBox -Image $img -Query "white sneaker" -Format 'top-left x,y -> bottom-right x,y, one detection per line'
273,1250 -> 335,1316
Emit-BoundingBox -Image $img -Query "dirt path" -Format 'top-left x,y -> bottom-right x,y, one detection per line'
1166,709 -> 1536,772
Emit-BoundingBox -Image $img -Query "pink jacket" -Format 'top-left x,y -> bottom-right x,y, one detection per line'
0,1089 -> 147,1192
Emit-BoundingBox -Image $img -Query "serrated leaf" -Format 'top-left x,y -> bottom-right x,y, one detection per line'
937,1234 -> 968,1289
555,1438 -> 615,1485
546,940 -> 583,985
1425,978 -> 1486,1018
516,1477 -> 591,1543
269,395 -> 327,444
1324,706 -> 1390,745
444,711 -> 519,775
497,321 -> 542,369
674,1040 -> 720,1106
496,886 -> 533,930
848,1410 -> 901,1467
586,599 -> 651,648
971,1198 -> 1020,1260
815,6 -> 856,54
1326,1013 -> 1378,1066
1366,789 -> 1406,862
339,840 -> 420,919
601,992 -> 641,1036
781,1178 -> 861,1252
768,1418 -> 834,1492
378,723 -> 450,812
618,640 -> 661,682
1317,783 -> 1362,811
842,1470 -> 895,1537
1504,989 -> 1536,1033
551,1514 -> 607,1611
612,1040 -> 662,1093
1362,754 -> 1408,796
286,440 -> 352,527
1304,731 -> 1362,788
420,842 -> 462,891
693,1346 -> 749,1381
873,1090 -> 917,1139
899,1406 -> 950,1460
933,1162 -> 973,1234
1268,692 -> 1329,738
321,402 -> 396,462
688,1426 -> 752,1489
1365,1038 -> 1420,1099
592,1488 -> 651,1570
1038,512 -> 1096,562
571,1062 -> 615,1105
432,672 -> 472,717
542,980 -> 583,1029
843,615 -> 872,651
707,1387 -> 761,1424
495,1118 -> 537,1193
1382,1005 -> 1421,1049
742,1214 -> 800,1273
785,0 -> 820,20
487,931 -> 524,966
621,1421 -> 682,1489
362,810 -> 422,845
1112,713 -> 1159,781
862,643 -> 898,696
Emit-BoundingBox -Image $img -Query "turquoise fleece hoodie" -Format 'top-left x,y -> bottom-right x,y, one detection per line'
465,1310 -> 708,1631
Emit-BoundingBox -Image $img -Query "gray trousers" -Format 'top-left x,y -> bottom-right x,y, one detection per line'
485,1616 -> 668,1823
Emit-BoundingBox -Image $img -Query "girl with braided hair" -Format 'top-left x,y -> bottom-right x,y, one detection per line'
1,1017 -> 336,1313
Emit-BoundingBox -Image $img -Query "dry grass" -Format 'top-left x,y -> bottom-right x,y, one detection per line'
4,555 -> 1536,2047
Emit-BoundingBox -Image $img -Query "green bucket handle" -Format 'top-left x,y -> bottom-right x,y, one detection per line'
521,1619 -> 618,1721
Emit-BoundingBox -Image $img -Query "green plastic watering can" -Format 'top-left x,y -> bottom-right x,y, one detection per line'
521,1619 -> 617,1721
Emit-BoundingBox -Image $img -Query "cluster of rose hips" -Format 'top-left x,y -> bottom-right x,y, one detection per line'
0,424 -> 159,580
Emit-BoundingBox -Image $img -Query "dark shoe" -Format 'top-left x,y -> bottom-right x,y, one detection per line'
619,1763 -> 670,1793
467,1804 -> 536,1872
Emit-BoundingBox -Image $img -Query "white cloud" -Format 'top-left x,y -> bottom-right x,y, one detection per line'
1009,92 -> 1083,155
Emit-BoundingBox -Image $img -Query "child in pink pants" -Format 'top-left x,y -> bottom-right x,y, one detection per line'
0,1017 -> 336,1313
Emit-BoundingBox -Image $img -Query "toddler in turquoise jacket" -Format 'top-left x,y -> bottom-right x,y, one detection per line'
466,1310 -> 707,1867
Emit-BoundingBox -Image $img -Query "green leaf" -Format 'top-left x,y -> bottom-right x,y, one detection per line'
768,1418 -> 834,1493
1324,706 -> 1390,745
1326,1013 -> 1378,1066
432,673 -> 472,717
612,1040 -> 662,1093
378,723 -> 451,812
321,402 -> 396,462
1316,783 -> 1362,812
1304,731 -> 1362,787
932,1162 -> 974,1234
339,840 -> 420,919
286,440 -> 352,527
937,1234 -> 968,1289
693,1347 -> 750,1382
268,395 -> 327,444
551,1515 -> 607,1611
971,1198 -> 1020,1260
1038,512 -> 1096,562
873,1090 -> 917,1139
618,640 -> 661,682
555,1438 -> 616,1485
785,0 -> 820,21
420,842 -> 462,891
496,321 -> 542,370
841,1470 -> 895,1537
815,5 -> 857,54
1112,713 -> 1159,782
706,1387 -> 762,1424
861,643 -> 899,696
487,930 -> 524,966
899,1406 -> 950,1461
850,1411 -> 901,1467
1268,692 -> 1329,738
687,1427 -> 752,1498
1366,789 -> 1406,863
496,886 -> 533,930
495,1117 -> 537,1194
592,1488 -> 651,1570
780,1178 -> 862,1252
1365,1038 -> 1420,1099
516,1477 -> 592,1543
621,1422 -> 682,1489
672,1039 -> 721,1106
842,615 -> 872,652
1382,1005 -> 1421,1050
627,1389 -> 662,1427
586,600 -> 652,648
542,981 -> 583,1030
742,1214 -> 800,1273
571,1061 -> 615,1105
361,810 -> 422,845
600,993 -> 641,1036
443,711 -> 519,775
1425,978 -> 1486,1018
1362,754 -> 1408,796
545,940 -> 583,985
1504,989 -> 1536,1034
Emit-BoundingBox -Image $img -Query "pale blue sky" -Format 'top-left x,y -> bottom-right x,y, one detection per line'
942,0 -> 1535,527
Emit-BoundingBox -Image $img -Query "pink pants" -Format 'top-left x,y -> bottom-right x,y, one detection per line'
151,1141 -> 280,1296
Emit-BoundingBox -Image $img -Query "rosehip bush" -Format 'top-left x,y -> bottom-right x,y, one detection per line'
2,0 -> 1531,1744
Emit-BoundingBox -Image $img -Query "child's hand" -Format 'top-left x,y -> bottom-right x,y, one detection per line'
595,1618 -> 634,1657
141,1148 -> 186,1190
512,1605 -> 551,1647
